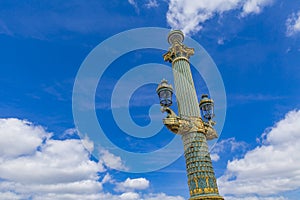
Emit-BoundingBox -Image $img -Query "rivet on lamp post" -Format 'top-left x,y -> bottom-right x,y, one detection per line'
156,30 -> 224,200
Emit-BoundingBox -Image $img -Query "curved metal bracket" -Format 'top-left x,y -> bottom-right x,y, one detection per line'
161,107 -> 204,135
203,122 -> 218,140
161,107 -> 218,140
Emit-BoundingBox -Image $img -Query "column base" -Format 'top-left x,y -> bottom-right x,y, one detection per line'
189,196 -> 224,200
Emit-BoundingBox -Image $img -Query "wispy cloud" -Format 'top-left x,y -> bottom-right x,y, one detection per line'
228,93 -> 285,105
145,0 -> 159,9
42,79 -> 73,102
212,137 -> 248,154
211,137 -> 248,162
127,0 -> 160,11
286,11 -> 300,37
0,20 -> 13,36
128,0 -> 139,13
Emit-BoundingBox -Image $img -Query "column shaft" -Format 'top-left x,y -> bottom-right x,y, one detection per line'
172,58 -> 223,200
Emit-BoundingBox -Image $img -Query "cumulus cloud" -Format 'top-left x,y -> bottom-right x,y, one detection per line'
218,110 -> 300,197
0,118 -> 104,198
81,134 -> 95,153
0,118 -> 184,200
116,178 -> 150,192
166,0 -> 273,35
241,0 -> 273,16
101,173 -> 113,184
99,149 -> 128,171
120,192 -> 140,200
286,11 -> 300,36
0,139 -> 103,184
224,196 -> 287,200
117,192 -> 185,200
0,118 -> 51,158
143,193 -> 185,200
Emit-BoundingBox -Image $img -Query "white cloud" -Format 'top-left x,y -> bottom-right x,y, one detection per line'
217,37 -> 225,45
0,118 -> 51,158
128,0 -> 136,6
116,177 -> 150,192
242,0 -> 273,16
62,128 -> 78,137
99,149 -> 128,171
0,118 -> 184,199
0,180 -> 102,195
101,173 -> 113,184
120,192 -> 140,200
224,196 -> 287,200
286,11 -> 300,37
0,191 -> 27,200
81,133 -> 95,153
210,137 -> 247,162
128,0 -> 159,10
211,153 -> 220,161
117,192 -> 185,200
0,118 -> 104,198
166,0 -> 273,35
218,110 -> 300,197
128,0 -> 139,12
145,0 -> 159,9
211,137 -> 248,156
0,118 -> 105,198
143,193 -> 185,200
0,139 -> 104,184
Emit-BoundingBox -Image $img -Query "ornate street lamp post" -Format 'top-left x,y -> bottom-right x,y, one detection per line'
156,30 -> 224,200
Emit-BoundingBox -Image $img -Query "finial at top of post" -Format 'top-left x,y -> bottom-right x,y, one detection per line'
168,30 -> 184,45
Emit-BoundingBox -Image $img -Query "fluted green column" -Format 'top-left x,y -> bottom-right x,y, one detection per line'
163,30 -> 223,200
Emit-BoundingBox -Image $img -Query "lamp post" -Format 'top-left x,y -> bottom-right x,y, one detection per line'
156,30 -> 224,200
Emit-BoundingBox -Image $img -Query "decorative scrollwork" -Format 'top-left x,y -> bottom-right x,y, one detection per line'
161,107 -> 217,140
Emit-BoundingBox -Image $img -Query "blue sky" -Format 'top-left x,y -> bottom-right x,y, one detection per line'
0,0 -> 300,199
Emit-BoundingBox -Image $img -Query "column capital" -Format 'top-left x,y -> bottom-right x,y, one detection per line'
163,30 -> 194,63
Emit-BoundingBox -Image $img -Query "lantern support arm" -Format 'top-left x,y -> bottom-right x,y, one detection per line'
161,107 -> 177,117
203,121 -> 218,140
161,107 -> 218,140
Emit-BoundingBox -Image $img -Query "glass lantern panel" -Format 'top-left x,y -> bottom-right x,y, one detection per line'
159,90 -> 172,107
159,90 -> 171,99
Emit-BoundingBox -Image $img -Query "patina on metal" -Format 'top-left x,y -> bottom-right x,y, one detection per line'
156,30 -> 224,200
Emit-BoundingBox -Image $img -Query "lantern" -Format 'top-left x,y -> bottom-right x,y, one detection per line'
199,94 -> 215,121
156,79 -> 173,107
